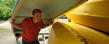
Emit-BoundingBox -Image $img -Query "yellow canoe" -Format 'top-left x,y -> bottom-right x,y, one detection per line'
48,22 -> 109,44
65,0 -> 109,32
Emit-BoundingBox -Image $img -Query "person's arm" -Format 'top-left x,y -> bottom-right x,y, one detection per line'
41,20 -> 54,29
10,19 -> 23,29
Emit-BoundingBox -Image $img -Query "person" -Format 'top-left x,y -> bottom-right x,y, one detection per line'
10,9 -> 53,44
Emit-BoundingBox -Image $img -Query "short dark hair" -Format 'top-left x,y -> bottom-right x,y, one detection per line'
32,9 -> 42,15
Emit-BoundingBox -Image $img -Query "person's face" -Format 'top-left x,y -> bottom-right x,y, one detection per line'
33,12 -> 41,18
32,12 -> 42,21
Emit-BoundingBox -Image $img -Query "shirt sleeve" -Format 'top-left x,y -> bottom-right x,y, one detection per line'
21,19 -> 26,28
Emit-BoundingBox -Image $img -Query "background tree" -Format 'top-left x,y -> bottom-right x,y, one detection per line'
0,0 -> 16,21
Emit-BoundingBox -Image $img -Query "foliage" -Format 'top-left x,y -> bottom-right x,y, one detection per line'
0,0 -> 16,21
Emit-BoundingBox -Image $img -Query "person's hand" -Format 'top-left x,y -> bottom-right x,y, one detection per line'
10,19 -> 15,24
47,19 -> 54,25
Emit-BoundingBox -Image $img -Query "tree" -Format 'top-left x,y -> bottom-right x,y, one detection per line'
0,0 -> 16,21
